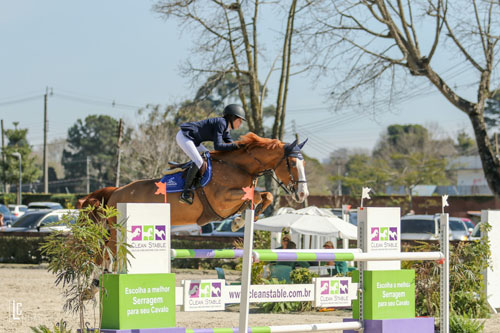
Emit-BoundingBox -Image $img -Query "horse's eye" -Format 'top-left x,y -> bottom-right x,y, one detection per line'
291,162 -> 297,167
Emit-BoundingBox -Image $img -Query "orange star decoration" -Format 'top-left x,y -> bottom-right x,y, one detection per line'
155,181 -> 167,203
241,186 -> 255,210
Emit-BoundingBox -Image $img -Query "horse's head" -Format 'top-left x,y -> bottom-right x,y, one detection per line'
275,139 -> 309,203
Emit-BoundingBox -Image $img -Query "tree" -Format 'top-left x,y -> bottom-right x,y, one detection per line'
154,0 -> 307,139
305,1 -> 500,197
484,89 -> 500,129
455,130 -> 477,155
121,105 -> 185,183
333,153 -> 390,196
0,126 -> 41,188
389,152 -> 449,208
62,115 -> 130,192
154,1 -> 310,213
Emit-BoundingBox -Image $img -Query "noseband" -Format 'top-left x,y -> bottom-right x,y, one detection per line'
268,154 -> 307,195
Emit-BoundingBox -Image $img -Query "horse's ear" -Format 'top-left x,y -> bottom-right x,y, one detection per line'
285,139 -> 298,153
298,138 -> 308,149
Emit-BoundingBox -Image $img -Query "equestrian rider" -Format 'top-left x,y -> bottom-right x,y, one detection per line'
176,104 -> 246,204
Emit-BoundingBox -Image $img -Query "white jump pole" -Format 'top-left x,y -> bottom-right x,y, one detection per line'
265,321 -> 362,332
239,209 -> 255,333
440,213 -> 450,333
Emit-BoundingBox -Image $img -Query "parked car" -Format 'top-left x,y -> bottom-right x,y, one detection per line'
469,222 -> 482,240
0,204 -> 18,226
209,218 -> 244,237
400,214 -> 469,241
171,224 -> 201,236
27,202 -> 63,210
201,221 -> 222,235
1,209 -> 79,233
331,209 -> 358,226
8,204 -> 28,218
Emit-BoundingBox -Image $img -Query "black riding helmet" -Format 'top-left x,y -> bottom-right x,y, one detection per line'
223,104 -> 246,129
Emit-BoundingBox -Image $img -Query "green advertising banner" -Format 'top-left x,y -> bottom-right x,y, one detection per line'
101,273 -> 176,329
353,269 -> 415,320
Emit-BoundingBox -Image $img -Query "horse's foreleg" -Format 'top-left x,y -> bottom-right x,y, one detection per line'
254,191 -> 273,221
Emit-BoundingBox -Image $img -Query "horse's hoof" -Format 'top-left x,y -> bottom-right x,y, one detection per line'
231,216 -> 245,232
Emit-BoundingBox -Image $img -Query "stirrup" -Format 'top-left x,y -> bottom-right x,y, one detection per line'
179,191 -> 194,205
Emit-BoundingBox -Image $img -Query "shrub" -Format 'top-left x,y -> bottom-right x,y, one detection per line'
402,232 -> 491,319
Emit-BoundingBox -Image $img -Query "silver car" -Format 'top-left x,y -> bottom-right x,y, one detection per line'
1,209 -> 79,233
401,214 -> 469,241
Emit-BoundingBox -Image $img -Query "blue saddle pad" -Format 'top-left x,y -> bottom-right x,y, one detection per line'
160,154 -> 213,193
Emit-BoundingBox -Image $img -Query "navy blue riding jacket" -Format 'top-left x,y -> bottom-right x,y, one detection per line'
180,117 -> 237,151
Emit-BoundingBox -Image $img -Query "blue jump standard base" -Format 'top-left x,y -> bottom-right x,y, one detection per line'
343,317 -> 435,333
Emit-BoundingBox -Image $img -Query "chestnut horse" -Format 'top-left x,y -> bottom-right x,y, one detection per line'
107,132 -> 309,228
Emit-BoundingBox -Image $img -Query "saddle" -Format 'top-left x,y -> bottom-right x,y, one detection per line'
160,153 -> 213,193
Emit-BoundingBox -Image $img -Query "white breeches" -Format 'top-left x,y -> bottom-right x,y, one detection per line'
176,130 -> 207,168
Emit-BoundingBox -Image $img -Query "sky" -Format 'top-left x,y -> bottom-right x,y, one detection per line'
0,1 -> 476,162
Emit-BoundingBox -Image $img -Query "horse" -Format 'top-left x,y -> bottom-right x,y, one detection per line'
106,132 -> 309,229
81,132 -> 308,298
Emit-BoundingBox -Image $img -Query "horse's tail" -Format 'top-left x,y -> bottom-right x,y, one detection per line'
77,186 -> 119,210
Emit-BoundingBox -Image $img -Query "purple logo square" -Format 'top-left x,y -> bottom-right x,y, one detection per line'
389,227 -> 398,241
211,282 -> 222,297
189,283 -> 200,298
320,281 -> 329,295
131,226 -> 142,241
155,225 -> 166,240
340,280 -> 348,294
371,227 -> 379,241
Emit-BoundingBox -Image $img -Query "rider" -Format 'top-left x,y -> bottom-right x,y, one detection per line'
176,104 -> 246,204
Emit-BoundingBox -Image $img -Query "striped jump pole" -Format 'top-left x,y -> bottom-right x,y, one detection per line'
182,321 -> 363,332
171,249 -> 244,259
252,250 -> 444,263
171,248 -> 362,260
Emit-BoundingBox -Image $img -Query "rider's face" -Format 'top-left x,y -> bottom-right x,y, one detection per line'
232,118 -> 243,130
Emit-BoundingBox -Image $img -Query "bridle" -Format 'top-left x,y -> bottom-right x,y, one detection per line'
249,149 -> 307,196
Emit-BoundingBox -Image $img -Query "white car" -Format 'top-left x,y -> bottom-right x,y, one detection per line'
170,224 -> 201,236
1,209 -> 79,233
8,204 -> 28,218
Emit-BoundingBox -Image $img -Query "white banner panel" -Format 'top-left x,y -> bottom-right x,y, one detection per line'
117,203 -> 171,274
182,279 -> 225,312
358,207 -> 401,270
313,277 -> 357,307
482,210 -> 500,310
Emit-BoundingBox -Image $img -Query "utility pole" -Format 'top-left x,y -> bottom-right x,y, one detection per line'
86,156 -> 90,193
115,119 -> 123,187
1,119 -> 5,193
337,164 -> 342,196
43,87 -> 50,193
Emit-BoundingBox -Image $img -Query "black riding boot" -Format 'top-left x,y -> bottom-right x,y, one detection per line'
179,163 -> 200,205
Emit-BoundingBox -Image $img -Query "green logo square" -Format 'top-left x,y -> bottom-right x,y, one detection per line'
201,283 -> 211,297
380,227 -> 389,241
330,280 -> 340,295
143,225 -> 154,240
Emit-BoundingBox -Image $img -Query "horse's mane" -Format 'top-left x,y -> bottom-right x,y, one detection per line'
236,132 -> 282,150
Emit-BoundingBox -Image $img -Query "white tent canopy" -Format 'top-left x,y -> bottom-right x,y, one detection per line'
254,206 -> 357,240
